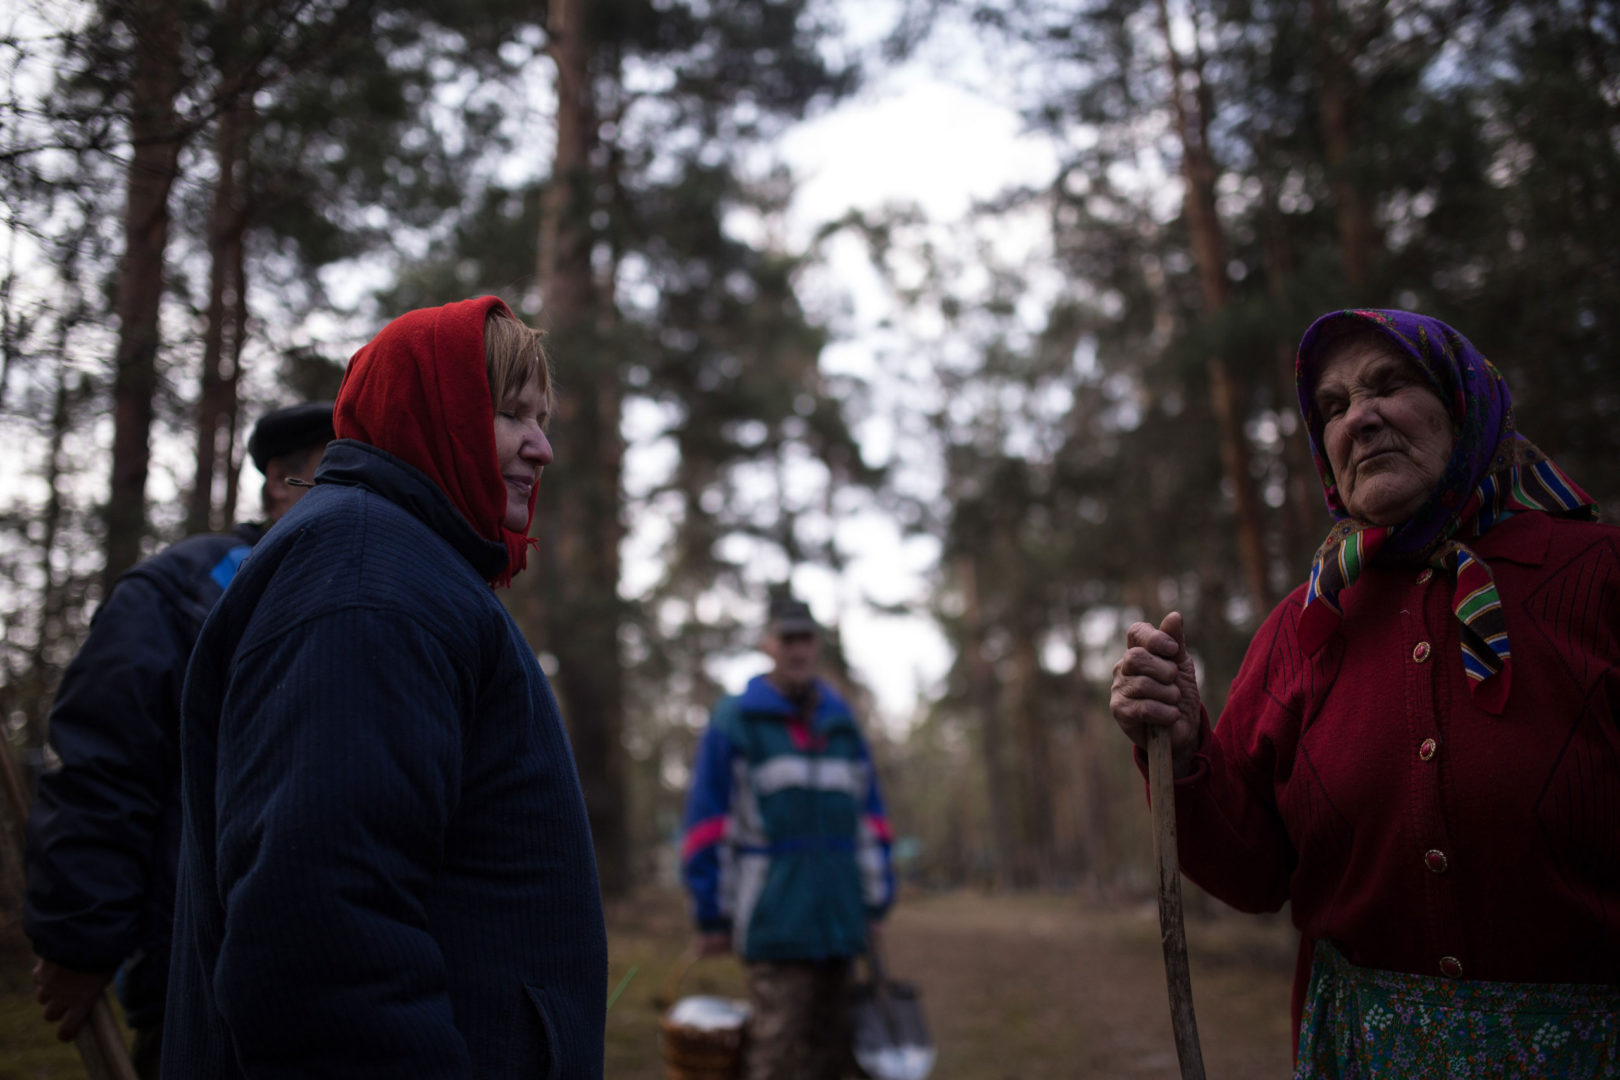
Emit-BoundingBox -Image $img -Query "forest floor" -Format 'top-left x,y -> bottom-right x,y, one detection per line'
1,889 -> 1297,1079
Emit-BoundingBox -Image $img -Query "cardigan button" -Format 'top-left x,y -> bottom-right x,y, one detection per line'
1425,849 -> 1449,874
1418,738 -> 1438,762
1413,641 -> 1432,662
1439,956 -> 1463,978
1416,568 -> 1433,585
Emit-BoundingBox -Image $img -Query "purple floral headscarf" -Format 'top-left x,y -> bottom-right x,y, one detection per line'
1298,308 -> 1510,556
1293,308 -> 1596,713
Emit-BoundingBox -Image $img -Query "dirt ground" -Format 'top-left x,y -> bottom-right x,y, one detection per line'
607,889 -> 1298,1079
2,889 -> 1298,1079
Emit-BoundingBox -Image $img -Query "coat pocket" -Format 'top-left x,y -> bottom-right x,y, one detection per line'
524,984 -> 563,1080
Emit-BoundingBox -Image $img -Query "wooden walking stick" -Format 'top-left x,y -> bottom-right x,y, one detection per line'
1148,727 -> 1206,1080
0,744 -> 138,1080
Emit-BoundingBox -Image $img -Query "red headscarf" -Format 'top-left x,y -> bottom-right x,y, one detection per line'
334,295 -> 538,587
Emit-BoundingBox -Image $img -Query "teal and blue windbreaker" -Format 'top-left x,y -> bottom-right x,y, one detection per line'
681,675 -> 895,961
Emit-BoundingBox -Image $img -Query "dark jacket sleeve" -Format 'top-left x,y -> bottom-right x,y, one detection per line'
25,574 -> 187,972
205,608 -> 475,1078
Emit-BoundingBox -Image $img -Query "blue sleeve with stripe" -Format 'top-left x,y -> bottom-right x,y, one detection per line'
681,721 -> 736,932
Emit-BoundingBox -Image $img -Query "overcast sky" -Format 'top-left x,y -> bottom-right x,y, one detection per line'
714,16 -> 1061,726
0,0 -> 1064,727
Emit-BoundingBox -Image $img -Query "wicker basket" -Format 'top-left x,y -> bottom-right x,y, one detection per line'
657,952 -> 748,1080
658,1009 -> 745,1080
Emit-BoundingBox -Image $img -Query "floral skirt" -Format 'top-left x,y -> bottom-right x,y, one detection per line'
1295,940 -> 1619,1078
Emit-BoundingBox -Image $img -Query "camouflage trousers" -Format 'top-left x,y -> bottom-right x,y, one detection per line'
744,958 -> 852,1080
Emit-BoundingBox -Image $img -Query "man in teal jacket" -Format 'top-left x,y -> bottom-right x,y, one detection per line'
681,595 -> 895,1080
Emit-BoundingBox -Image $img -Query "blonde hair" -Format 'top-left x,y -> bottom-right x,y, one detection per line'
484,309 -> 552,409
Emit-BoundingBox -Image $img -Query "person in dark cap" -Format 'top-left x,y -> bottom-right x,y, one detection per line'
247,400 -> 335,522
25,401 -> 333,1078
681,593 -> 897,1080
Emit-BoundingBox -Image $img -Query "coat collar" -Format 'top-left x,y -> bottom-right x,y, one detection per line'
314,440 -> 510,582
737,674 -> 855,730
1472,509 -> 1554,567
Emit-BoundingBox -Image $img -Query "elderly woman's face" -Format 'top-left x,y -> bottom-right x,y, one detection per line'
1313,337 -> 1455,525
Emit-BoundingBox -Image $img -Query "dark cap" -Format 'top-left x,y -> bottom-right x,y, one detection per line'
247,401 -> 335,472
767,596 -> 820,636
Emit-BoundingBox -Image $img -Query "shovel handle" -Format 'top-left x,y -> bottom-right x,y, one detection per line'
864,931 -> 889,989
863,928 -> 906,1046
1149,728 -> 1206,1080
656,947 -> 700,1011
75,997 -> 139,1080
0,746 -> 138,1080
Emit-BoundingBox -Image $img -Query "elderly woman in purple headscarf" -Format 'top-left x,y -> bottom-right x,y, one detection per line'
1110,309 -> 1619,1074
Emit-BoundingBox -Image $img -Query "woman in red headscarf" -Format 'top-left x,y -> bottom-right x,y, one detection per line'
164,297 -> 607,1079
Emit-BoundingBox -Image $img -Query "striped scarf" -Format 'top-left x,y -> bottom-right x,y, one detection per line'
1295,310 -> 1598,714
1298,444 -> 1593,712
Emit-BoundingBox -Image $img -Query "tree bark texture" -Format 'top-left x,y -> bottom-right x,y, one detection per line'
103,0 -> 186,591
536,0 -> 630,897
956,555 -> 1014,891
0,232 -> 17,414
1010,628 -> 1054,886
1257,168 -> 1325,564
187,80 -> 250,536
1311,0 -> 1376,294
221,227 -> 249,527
1156,0 -> 1274,613
1062,621 -> 1113,884
22,356 -> 74,751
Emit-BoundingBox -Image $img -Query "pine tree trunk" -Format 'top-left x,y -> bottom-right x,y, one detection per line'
103,0 -> 186,590
1010,628 -> 1054,887
1257,170 -> 1323,565
0,236 -> 17,414
23,354 -> 75,751
1079,706 -> 1115,886
957,555 -> 1014,891
1275,337 -> 1322,563
1058,619 -> 1112,887
187,83 -> 249,536
1156,0 -> 1274,613
537,0 -> 630,897
220,233 -> 248,528
1311,0 -> 1374,294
